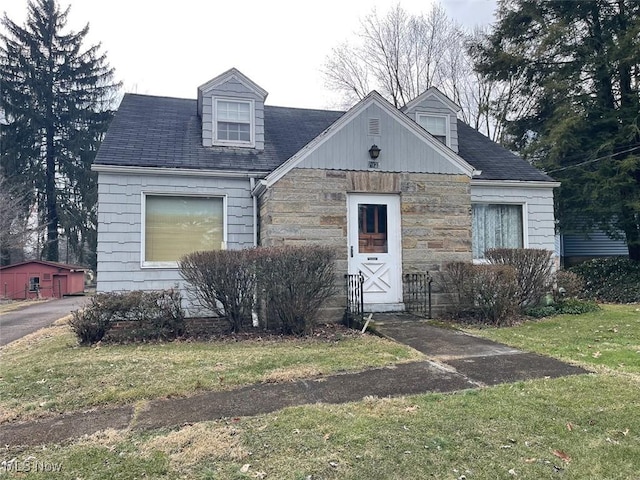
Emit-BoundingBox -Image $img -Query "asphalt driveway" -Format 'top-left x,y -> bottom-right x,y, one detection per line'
0,296 -> 88,346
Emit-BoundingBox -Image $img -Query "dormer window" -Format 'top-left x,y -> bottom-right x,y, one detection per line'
417,114 -> 449,146
214,98 -> 254,146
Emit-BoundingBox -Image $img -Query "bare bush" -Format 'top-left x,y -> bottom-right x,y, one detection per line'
553,270 -> 585,299
179,250 -> 258,333
440,261 -> 475,308
70,290 -> 184,345
485,248 -> 553,308
470,264 -> 519,325
257,246 -> 337,335
441,261 -> 520,325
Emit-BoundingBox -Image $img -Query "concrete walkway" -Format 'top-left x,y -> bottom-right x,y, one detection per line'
0,313 -> 588,447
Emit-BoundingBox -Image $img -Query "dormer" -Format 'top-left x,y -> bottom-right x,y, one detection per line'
403,87 -> 461,153
197,68 -> 268,149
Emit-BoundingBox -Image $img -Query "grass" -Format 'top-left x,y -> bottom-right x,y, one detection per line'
2,305 -> 640,479
0,323 -> 423,423
464,304 -> 640,375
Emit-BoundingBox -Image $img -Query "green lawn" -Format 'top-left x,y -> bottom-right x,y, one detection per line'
0,323 -> 423,423
464,304 -> 640,375
2,305 -> 639,479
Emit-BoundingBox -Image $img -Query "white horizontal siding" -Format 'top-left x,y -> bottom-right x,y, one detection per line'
471,185 -> 556,253
96,172 -> 254,312
298,103 -> 464,175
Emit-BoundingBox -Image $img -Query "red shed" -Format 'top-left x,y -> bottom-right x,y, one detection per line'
0,260 -> 86,300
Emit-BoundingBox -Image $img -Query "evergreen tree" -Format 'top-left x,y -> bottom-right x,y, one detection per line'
0,0 -> 120,267
473,0 -> 640,260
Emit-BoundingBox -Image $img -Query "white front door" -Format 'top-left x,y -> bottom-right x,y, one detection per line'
348,194 -> 403,310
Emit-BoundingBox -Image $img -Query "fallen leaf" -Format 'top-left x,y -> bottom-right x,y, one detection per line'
524,458 -> 536,463
323,433 -> 331,441
254,472 -> 267,479
622,429 -> 629,436
405,405 -> 419,412
329,461 -> 339,468
552,450 -> 571,463
508,468 -> 517,476
592,351 -> 601,358
566,423 -> 573,431
240,464 -> 251,473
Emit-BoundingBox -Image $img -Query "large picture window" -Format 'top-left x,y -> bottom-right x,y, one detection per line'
472,204 -> 524,259
215,99 -> 252,144
144,195 -> 225,265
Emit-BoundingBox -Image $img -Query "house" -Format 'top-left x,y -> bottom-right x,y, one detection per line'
0,260 -> 86,300
92,68 -> 559,319
560,229 -> 628,266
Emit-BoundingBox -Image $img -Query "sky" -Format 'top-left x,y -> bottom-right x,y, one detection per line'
2,0 -> 497,109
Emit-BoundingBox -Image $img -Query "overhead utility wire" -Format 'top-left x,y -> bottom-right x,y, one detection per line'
546,145 -> 640,174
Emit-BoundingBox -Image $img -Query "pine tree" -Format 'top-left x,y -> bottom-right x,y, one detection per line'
0,0 -> 120,267
473,0 -> 640,260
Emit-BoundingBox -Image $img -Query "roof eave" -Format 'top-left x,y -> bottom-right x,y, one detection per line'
471,179 -> 561,188
92,164 -> 270,178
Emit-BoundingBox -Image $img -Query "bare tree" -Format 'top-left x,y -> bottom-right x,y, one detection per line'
0,173 -> 32,265
325,4 -> 458,108
323,4 -> 525,143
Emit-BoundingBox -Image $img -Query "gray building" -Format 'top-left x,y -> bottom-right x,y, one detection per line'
93,68 -> 559,318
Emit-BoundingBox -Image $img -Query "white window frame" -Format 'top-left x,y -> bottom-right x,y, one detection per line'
140,192 -> 228,269
417,113 -> 450,147
471,202 -> 529,262
213,97 -> 255,147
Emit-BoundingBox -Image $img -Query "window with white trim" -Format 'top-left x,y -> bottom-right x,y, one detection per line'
143,195 -> 225,265
472,204 -> 524,259
215,99 -> 252,145
417,114 -> 448,145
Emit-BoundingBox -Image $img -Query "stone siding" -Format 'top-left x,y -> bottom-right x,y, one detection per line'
259,168 -> 472,319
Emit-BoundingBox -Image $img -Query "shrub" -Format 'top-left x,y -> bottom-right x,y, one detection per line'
439,261 -> 475,309
179,249 -> 258,333
553,270 -> 585,299
70,290 -> 184,345
469,264 -> 519,325
441,262 -> 519,326
523,305 -> 558,318
555,298 -> 600,315
257,245 -> 336,335
524,299 -> 600,318
570,257 -> 640,303
70,297 -> 114,345
485,248 -> 553,308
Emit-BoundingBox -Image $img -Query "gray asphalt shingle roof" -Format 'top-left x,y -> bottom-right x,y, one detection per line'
94,94 -> 344,172
94,93 -> 554,183
456,121 -> 554,182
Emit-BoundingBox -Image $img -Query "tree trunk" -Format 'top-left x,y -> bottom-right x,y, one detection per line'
623,221 -> 640,261
45,127 -> 59,262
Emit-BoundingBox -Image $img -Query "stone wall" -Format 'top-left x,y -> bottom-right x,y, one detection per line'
259,168 -> 472,319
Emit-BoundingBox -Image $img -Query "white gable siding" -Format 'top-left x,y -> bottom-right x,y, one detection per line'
96,172 -> 254,302
405,96 -> 459,153
470,184 -> 556,253
199,78 -> 265,150
296,103 -> 465,175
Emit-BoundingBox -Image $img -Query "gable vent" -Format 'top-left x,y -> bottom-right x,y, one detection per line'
368,118 -> 380,136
